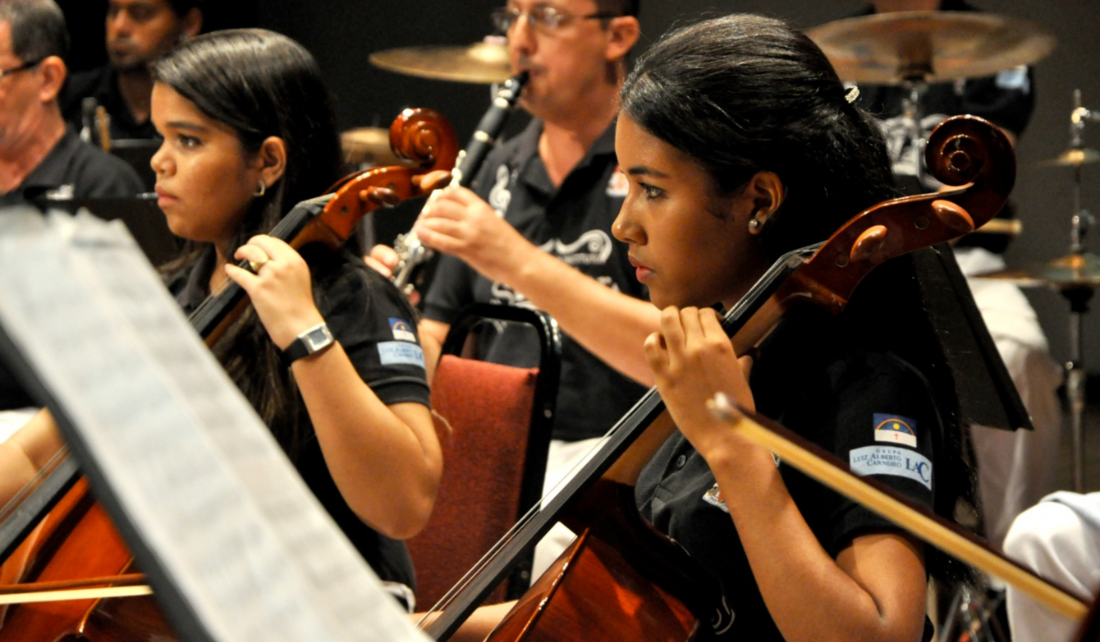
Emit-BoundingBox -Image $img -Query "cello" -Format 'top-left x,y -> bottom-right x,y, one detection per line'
419,114 -> 1017,641
0,107 -> 457,641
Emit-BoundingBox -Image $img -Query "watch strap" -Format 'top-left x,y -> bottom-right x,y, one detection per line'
281,322 -> 334,365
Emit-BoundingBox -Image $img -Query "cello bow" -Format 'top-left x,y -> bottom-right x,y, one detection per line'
706,393 -> 1089,623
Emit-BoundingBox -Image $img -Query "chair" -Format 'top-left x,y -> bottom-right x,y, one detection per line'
407,303 -> 562,611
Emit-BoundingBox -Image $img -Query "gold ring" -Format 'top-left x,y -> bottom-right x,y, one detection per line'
249,257 -> 270,273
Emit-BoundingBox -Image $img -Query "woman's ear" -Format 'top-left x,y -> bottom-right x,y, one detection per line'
255,136 -> 287,190
745,171 -> 784,234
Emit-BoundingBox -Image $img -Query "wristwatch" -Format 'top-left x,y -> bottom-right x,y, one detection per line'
282,322 -> 335,365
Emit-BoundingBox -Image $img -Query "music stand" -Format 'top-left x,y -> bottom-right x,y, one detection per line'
0,209 -> 429,642
44,196 -> 182,267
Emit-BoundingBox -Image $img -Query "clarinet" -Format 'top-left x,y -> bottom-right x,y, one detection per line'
392,71 -> 529,294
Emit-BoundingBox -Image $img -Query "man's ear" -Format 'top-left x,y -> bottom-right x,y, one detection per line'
37,55 -> 66,103
255,136 -> 288,190
605,16 -> 640,63
180,8 -> 202,40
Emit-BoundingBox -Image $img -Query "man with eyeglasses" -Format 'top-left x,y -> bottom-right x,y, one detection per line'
59,0 -> 202,144
0,0 -> 143,418
371,0 -> 649,582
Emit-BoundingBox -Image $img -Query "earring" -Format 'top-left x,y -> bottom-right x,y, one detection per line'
747,217 -> 762,234
254,180 -> 266,197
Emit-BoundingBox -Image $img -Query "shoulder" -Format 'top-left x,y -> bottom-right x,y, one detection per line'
306,247 -> 415,322
31,131 -> 144,199
64,137 -> 145,197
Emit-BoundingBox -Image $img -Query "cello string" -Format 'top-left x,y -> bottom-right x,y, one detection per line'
0,446 -> 70,523
417,429 -> 619,623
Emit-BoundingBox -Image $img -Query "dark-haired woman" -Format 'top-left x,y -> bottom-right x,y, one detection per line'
445,13 -> 970,641
0,29 -> 442,610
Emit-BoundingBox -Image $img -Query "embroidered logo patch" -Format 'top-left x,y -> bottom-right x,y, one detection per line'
388,318 -> 417,343
702,483 -> 729,513
849,445 -> 932,490
378,341 -> 425,369
874,413 -> 917,448
606,166 -> 628,197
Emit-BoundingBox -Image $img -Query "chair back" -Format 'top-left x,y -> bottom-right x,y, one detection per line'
408,304 -> 561,610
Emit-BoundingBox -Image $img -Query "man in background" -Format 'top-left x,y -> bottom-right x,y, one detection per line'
371,0 -> 650,579
60,0 -> 202,142
0,0 -> 143,424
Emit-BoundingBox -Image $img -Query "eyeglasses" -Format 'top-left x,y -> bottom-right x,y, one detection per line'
0,59 -> 42,79
491,6 -> 619,33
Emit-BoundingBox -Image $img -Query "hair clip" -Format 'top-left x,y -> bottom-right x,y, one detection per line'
844,86 -> 860,104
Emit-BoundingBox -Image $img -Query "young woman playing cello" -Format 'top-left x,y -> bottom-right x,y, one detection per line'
0,29 -> 442,611
447,13 -> 971,641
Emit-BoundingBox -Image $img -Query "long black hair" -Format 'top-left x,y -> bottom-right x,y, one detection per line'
155,29 -> 342,457
621,14 -> 898,258
621,13 -> 975,593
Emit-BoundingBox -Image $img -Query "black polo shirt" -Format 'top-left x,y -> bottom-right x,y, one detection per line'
61,65 -> 159,141
422,118 -> 649,441
0,129 -> 145,409
171,244 -> 430,594
0,129 -> 144,207
636,305 -> 942,640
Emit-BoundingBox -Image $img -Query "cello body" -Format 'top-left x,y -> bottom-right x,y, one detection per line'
0,479 -> 168,641
487,481 -> 717,642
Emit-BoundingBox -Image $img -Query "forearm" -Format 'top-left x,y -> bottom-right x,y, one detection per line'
710,443 -> 926,642
506,246 -> 659,385
292,344 -> 442,539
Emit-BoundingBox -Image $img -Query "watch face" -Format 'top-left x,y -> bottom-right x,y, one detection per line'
303,325 -> 333,351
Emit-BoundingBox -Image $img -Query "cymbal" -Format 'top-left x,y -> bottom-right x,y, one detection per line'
341,127 -> 402,167
974,253 -> 1100,289
1033,148 -> 1100,168
369,39 -> 511,84
805,11 -> 1056,85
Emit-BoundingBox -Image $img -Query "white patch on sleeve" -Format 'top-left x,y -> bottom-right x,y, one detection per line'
849,445 -> 932,490
378,341 -> 425,369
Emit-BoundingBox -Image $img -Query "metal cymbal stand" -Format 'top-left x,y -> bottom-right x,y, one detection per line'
900,78 -> 931,189
1064,89 -> 1098,491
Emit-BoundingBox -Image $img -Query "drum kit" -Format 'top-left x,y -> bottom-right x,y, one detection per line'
809,11 -> 1097,492
362,11 -> 1096,486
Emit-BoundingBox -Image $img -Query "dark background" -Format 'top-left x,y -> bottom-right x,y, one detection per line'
55,0 -> 1100,375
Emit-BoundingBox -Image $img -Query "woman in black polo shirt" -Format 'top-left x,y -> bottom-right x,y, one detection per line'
611,14 -> 969,642
1,29 -> 441,611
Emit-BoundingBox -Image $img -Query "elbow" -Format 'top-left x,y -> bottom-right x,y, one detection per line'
377,490 -> 437,540
359,469 -> 441,540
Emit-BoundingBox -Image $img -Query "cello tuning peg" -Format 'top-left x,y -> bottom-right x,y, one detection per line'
361,187 -> 401,207
413,169 -> 455,192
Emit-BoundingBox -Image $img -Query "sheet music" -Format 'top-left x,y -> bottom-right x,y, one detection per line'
0,209 -> 429,642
